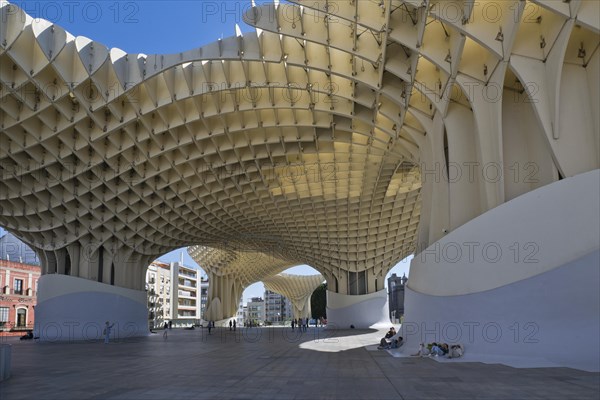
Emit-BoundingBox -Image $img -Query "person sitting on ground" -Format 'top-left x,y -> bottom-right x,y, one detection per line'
378,328 -> 398,349
378,336 -> 404,350
392,336 -> 403,348
20,330 -> 34,340
384,327 -> 396,339
430,342 -> 449,356
447,344 -> 465,358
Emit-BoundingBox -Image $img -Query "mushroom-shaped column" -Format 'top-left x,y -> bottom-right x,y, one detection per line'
262,273 -> 324,320
188,245 -> 294,324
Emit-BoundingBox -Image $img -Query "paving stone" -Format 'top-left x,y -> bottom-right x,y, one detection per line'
0,328 -> 598,400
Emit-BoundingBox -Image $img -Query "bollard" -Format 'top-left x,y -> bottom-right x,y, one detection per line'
0,344 -> 11,381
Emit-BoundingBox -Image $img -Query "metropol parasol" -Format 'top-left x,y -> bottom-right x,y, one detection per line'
0,0 -> 598,370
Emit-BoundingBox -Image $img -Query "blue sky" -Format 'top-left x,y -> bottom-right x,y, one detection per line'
3,1 -> 412,303
11,1 -> 266,53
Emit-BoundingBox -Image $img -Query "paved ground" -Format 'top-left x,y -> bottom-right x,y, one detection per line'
1,327 -> 598,400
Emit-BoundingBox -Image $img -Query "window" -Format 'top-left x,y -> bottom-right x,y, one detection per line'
14,279 -> 23,295
0,307 -> 8,323
16,308 -> 26,327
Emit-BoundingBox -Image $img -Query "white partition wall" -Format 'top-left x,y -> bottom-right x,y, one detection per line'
326,289 -> 391,330
34,275 -> 149,341
401,170 -> 600,371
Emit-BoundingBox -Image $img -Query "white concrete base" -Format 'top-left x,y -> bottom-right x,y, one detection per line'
34,275 -> 149,341
0,344 -> 10,382
326,289 -> 391,329
401,171 -> 600,372
400,250 -> 600,372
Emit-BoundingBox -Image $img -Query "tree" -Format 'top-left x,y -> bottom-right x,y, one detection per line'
310,282 -> 327,319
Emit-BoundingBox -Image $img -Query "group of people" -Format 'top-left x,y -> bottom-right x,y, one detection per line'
411,342 -> 465,358
290,318 -> 310,331
378,327 -> 403,350
228,319 -> 237,331
377,328 -> 465,358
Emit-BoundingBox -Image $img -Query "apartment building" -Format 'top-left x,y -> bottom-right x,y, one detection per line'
145,258 -> 204,328
145,261 -> 172,329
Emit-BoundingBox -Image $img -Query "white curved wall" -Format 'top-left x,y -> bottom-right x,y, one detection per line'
403,171 -> 600,371
326,289 -> 390,329
401,250 -> 599,372
35,275 -> 149,341
409,170 -> 600,296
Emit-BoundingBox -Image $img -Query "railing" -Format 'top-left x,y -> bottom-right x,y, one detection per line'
178,270 -> 196,278
0,322 -> 34,333
179,280 -> 196,289
0,288 -> 36,297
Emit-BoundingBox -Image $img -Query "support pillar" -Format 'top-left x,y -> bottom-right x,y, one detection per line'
32,240 -> 159,341
204,273 -> 243,323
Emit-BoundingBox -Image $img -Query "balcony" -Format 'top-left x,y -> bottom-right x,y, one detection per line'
178,291 -> 196,299
179,280 -> 197,289
2,287 -> 35,297
178,269 -> 197,279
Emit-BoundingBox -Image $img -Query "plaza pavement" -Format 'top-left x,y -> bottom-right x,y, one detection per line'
0,327 -> 598,400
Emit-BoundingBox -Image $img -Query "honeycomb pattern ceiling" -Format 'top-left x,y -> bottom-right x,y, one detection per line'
263,273 -> 324,319
1,0 -> 597,286
188,245 -> 296,288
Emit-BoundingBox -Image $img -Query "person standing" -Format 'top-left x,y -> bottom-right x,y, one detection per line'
233,319 -> 237,331
229,320 -> 233,331
104,321 -> 114,344
291,319 -> 295,330
208,320 -> 213,335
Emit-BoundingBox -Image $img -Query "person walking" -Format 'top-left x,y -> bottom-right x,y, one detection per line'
233,319 -> 237,331
229,320 -> 233,331
291,319 -> 295,330
208,320 -> 213,335
104,321 -> 115,344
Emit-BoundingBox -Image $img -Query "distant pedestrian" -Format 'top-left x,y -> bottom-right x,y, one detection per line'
229,320 -> 233,331
208,320 -> 213,335
169,320 -> 172,330
233,319 -> 237,331
291,319 -> 295,330
104,321 -> 114,344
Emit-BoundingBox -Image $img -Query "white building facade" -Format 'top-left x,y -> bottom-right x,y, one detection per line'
145,261 -> 172,329
146,259 -> 205,328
